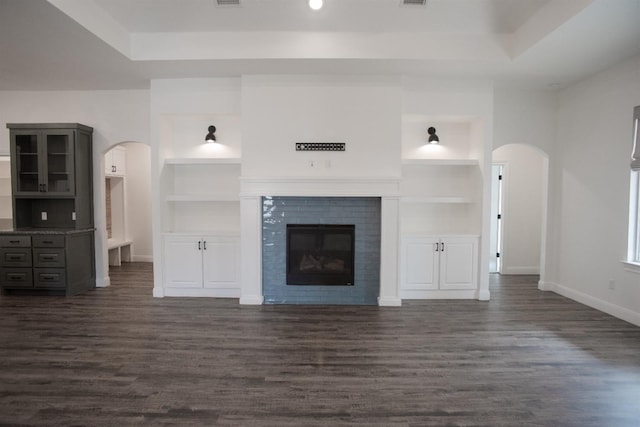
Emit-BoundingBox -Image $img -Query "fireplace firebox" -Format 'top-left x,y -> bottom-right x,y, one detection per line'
286,224 -> 355,286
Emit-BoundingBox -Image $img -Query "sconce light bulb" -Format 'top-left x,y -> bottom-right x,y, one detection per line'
309,0 -> 323,10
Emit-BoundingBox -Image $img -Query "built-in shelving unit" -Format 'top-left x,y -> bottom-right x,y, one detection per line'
400,157 -> 482,235
161,158 -> 241,234
161,157 -> 241,296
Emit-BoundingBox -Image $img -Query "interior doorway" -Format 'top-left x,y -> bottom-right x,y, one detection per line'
491,144 -> 548,278
103,142 -> 152,283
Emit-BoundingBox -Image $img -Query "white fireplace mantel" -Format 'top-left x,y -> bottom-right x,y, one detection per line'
239,175 -> 402,198
239,175 -> 402,306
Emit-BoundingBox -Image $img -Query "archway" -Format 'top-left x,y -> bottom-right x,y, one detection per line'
491,144 -> 549,282
96,141 -> 152,290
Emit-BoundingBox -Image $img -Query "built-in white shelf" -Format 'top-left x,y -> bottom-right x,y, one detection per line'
165,157 -> 241,165
165,194 -> 239,202
402,158 -> 479,166
401,196 -> 474,204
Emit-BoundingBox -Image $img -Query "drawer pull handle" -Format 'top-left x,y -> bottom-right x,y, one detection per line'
7,274 -> 25,281
42,256 -> 55,260
42,240 -> 53,244
8,255 -> 23,261
40,275 -> 57,281
9,240 -> 20,244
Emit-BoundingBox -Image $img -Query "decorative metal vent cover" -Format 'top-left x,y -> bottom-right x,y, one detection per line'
401,0 -> 428,6
217,0 -> 241,6
295,142 -> 346,152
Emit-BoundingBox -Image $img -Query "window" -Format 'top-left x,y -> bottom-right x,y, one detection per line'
630,171 -> 640,263
628,106 -> 640,267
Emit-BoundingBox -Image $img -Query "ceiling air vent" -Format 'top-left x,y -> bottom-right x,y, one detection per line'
401,0 -> 428,6
216,0 -> 241,6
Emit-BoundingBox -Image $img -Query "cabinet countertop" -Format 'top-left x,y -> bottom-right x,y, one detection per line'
0,228 -> 95,235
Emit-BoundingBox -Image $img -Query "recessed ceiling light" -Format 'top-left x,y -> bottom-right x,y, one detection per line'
309,0 -> 323,11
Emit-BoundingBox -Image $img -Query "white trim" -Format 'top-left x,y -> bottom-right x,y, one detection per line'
378,296 -> 402,306
621,260 -> 640,274
164,288 -> 240,298
132,255 -> 154,262
165,157 -> 241,165
240,176 -> 401,198
400,290 -> 476,300
153,286 -> 165,298
96,275 -> 111,288
501,266 -> 540,275
401,158 -> 479,166
542,281 -> 640,327
239,295 -> 264,305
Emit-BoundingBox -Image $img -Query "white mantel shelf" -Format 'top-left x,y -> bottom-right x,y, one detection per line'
402,158 -> 479,166
164,158 -> 241,165
240,176 -> 402,198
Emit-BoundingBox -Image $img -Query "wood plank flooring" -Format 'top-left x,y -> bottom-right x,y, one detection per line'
1,263 -> 639,426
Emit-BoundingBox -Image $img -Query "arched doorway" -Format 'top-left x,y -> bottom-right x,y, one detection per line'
99,141 -> 152,290
491,144 -> 549,280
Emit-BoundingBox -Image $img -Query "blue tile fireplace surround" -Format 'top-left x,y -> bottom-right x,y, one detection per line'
262,196 -> 381,305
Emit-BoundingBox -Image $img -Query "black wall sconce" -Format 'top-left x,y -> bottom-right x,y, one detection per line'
205,125 -> 217,143
427,127 -> 440,144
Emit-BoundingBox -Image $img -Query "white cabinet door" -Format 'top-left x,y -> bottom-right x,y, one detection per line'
202,236 -> 239,289
163,235 -> 203,288
401,237 -> 439,290
439,237 -> 477,290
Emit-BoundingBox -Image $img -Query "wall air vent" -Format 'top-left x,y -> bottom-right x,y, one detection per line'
216,0 -> 241,6
401,0 -> 428,6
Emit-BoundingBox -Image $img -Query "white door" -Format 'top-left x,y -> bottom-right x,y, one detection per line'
163,235 -> 203,288
439,237 -> 477,290
489,165 -> 504,273
401,237 -> 439,291
202,236 -> 239,289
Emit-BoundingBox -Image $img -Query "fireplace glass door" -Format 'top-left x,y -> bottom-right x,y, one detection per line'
286,224 -> 355,286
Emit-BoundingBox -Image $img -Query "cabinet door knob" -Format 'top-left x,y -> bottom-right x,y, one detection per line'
440,242 -> 445,252
203,241 -> 207,250
434,242 -> 439,252
198,241 -> 201,251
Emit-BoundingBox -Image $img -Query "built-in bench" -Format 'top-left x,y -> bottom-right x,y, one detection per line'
108,239 -> 132,266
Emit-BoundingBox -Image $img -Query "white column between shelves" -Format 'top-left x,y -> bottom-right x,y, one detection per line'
379,196 -> 402,306
239,195 -> 264,305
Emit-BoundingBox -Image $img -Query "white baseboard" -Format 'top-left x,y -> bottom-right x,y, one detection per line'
476,288 -> 490,301
152,287 -> 164,298
96,276 -> 111,288
164,287 -> 241,298
547,281 -> 640,327
502,266 -> 540,275
400,290 -> 476,300
132,255 -> 153,262
378,296 -> 403,306
239,295 -> 264,305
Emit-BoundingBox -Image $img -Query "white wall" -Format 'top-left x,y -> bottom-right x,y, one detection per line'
124,142 -> 152,262
550,53 -> 640,325
493,144 -> 545,274
241,75 -> 402,178
493,88 -> 557,155
0,89 -> 150,288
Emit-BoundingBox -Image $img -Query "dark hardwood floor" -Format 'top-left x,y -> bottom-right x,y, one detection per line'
1,264 -> 639,426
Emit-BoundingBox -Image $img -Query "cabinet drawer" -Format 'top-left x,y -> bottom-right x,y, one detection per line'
0,268 -> 33,288
0,248 -> 33,267
32,235 -> 65,248
33,248 -> 65,268
0,235 -> 31,247
34,269 -> 66,289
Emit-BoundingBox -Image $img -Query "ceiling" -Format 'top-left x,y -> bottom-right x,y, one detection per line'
0,0 -> 639,90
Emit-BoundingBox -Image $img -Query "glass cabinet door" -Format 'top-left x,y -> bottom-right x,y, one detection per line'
12,131 -> 41,194
44,131 -> 74,195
